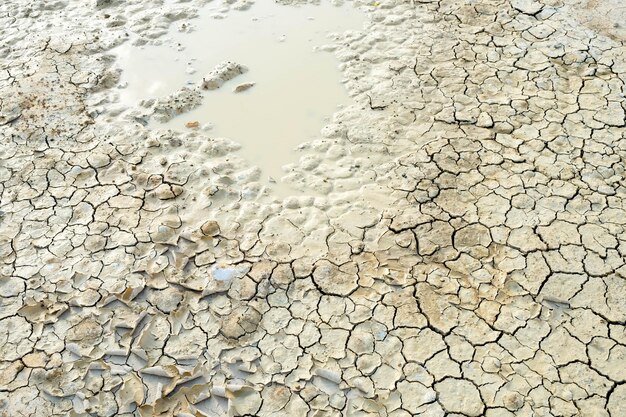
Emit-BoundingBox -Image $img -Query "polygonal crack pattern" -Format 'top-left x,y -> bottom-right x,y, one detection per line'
1,0 -> 625,416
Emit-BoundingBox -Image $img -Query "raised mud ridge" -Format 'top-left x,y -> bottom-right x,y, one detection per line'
1,0 -> 626,416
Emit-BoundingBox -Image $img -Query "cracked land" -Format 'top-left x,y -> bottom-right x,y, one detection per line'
1,0 -> 626,416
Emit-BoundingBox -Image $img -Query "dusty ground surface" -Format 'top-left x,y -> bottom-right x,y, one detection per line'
569,0 -> 626,41
1,0 -> 626,416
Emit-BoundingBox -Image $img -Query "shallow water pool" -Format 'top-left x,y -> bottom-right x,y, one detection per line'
116,0 -> 365,191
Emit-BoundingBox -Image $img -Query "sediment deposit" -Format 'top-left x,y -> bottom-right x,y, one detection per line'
1,0 -> 626,416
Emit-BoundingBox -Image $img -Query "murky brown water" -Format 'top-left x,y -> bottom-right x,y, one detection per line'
116,0 -> 364,193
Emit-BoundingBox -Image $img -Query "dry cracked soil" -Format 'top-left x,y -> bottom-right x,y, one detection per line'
1,0 -> 626,416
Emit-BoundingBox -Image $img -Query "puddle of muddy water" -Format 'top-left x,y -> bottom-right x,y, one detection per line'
116,0 -> 365,195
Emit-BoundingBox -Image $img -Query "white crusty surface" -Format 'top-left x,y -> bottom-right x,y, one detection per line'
1,0 -> 626,416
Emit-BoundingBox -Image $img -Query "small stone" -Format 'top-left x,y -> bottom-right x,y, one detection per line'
200,220 -> 220,236
233,82 -> 255,93
185,121 -> 200,129
503,392 -> 524,411
22,352 -> 48,368
154,184 -> 183,200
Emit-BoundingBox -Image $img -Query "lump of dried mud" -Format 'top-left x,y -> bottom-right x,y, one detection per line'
150,86 -> 203,122
200,61 -> 247,90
